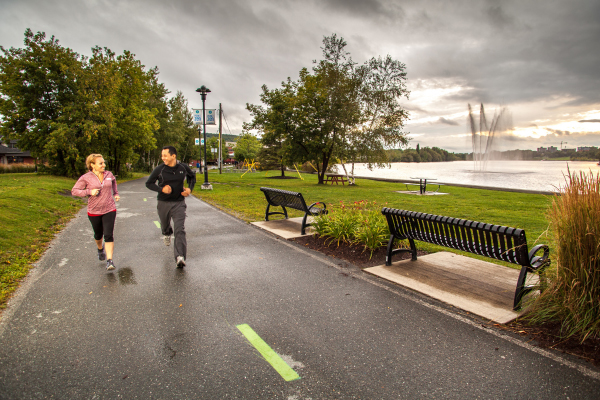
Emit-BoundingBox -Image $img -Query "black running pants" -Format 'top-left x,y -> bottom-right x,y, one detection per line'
88,211 -> 116,242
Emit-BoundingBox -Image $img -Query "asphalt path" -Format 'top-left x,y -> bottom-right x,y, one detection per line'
1,178 -> 599,399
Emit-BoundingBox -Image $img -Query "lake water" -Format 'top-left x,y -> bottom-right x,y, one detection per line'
338,160 -> 600,193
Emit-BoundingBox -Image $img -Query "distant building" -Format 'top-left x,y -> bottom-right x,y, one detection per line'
0,138 -> 35,165
577,146 -> 598,152
224,141 -> 236,162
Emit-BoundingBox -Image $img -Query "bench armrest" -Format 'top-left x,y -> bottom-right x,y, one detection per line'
308,202 -> 327,212
528,244 -> 550,271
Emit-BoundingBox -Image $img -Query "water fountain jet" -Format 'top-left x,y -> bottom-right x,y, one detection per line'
468,103 -> 512,172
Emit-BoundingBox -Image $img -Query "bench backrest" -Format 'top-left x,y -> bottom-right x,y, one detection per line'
260,187 -> 309,212
381,207 -> 530,266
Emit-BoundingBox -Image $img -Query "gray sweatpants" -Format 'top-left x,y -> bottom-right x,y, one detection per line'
157,200 -> 187,261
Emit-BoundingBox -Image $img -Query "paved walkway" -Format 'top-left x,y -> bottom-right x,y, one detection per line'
0,178 -> 598,399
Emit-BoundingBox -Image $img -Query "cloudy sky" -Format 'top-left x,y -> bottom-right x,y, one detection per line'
1,0 -> 599,153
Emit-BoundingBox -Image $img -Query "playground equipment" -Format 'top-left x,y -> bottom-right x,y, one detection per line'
241,159 -> 258,177
293,164 -> 304,180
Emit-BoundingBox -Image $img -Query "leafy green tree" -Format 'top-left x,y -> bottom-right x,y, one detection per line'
245,81 -> 297,176
87,47 -> 159,175
340,54 -> 410,182
0,29 -> 180,177
234,133 -> 262,162
245,34 -> 410,184
159,92 -> 197,165
0,29 -> 89,176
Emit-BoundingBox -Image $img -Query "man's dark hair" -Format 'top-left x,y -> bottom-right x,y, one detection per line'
162,146 -> 177,156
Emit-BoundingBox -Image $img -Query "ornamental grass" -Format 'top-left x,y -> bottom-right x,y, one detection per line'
525,169 -> 600,341
312,200 -> 390,258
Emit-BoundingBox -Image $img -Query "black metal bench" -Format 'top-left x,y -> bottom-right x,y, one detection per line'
381,207 -> 550,310
260,187 -> 328,235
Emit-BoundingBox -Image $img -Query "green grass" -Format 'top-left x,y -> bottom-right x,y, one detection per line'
0,172 -> 147,310
0,174 -> 84,308
194,169 -> 554,263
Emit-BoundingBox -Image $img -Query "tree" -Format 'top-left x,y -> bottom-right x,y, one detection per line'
158,91 -> 197,165
286,35 -> 362,184
87,47 -> 159,175
245,81 -> 297,176
234,133 -> 262,162
245,34 -> 410,184
341,54 -> 410,182
0,29 -> 176,177
0,29 -> 89,176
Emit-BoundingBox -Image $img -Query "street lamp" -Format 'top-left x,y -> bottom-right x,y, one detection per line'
196,85 -> 212,190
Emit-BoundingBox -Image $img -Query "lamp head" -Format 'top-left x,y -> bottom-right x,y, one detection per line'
196,85 -> 211,100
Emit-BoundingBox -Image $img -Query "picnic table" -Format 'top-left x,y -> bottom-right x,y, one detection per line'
324,174 -> 348,185
410,177 -> 437,194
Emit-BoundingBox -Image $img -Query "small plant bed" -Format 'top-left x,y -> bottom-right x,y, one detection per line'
292,234 -> 428,269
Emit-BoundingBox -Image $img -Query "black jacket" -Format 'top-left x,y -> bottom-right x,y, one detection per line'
146,162 -> 196,202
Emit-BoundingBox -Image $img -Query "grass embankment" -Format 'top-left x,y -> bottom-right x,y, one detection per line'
194,170 -> 554,263
0,172 -> 146,310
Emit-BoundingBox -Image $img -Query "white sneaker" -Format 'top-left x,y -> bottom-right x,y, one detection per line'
176,256 -> 186,268
163,235 -> 171,246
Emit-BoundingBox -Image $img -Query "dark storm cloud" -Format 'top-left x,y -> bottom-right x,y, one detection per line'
1,0 -> 599,150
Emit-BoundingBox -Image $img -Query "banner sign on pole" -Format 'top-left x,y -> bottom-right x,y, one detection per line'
206,109 -> 216,125
195,138 -> 205,146
193,109 -> 202,125
192,109 -> 217,125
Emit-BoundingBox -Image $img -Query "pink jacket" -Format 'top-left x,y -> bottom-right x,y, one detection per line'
72,171 -> 119,215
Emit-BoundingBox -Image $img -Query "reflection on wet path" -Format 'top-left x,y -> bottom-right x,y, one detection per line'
106,267 -> 137,285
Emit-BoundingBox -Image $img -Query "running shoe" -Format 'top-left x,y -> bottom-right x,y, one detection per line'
106,259 -> 116,271
176,256 -> 186,268
98,245 -> 106,261
163,235 -> 171,246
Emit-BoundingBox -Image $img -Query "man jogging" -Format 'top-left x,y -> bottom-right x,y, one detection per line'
146,146 -> 196,268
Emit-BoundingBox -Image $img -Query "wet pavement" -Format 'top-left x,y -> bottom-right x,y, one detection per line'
1,178 -> 599,399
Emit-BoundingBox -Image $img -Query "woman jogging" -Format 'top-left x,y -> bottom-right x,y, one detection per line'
72,154 -> 120,270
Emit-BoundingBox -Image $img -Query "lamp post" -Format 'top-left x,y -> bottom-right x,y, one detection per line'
196,85 -> 212,190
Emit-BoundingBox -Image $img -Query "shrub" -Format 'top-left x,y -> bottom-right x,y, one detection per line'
0,164 -> 37,174
526,169 -> 600,341
354,208 -> 390,258
313,200 -> 390,258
